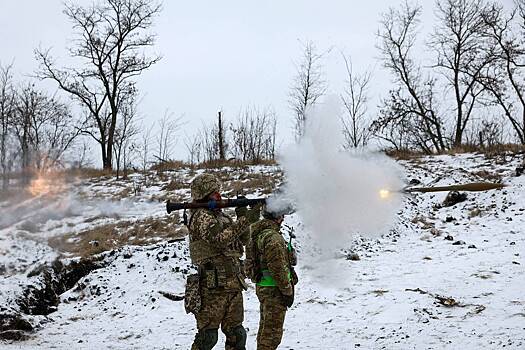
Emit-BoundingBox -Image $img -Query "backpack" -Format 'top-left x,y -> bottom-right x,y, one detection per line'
244,228 -> 273,283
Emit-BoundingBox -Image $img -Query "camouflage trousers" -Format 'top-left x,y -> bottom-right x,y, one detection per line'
256,286 -> 288,350
191,288 -> 244,350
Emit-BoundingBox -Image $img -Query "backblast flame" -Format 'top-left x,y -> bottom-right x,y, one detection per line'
27,172 -> 65,197
379,189 -> 391,200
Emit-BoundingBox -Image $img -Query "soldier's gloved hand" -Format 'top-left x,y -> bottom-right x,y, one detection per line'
280,292 -> 294,308
291,269 -> 299,286
235,195 -> 248,219
235,205 -> 248,219
245,203 -> 262,223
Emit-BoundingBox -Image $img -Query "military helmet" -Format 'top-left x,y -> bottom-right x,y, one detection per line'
191,173 -> 221,201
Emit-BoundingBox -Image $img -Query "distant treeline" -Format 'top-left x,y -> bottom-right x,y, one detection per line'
3,0 -> 525,191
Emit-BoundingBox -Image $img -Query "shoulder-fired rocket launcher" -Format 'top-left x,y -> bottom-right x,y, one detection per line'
166,197 -> 267,214
166,182 -> 506,213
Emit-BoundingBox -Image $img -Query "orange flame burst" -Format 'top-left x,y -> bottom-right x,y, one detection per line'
28,172 -> 66,197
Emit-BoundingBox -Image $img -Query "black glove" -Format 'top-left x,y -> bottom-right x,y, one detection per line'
235,195 -> 248,219
291,268 -> 299,286
280,292 -> 294,308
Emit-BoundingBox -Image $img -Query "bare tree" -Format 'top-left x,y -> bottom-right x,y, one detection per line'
430,0 -> 495,147
184,132 -> 202,166
13,84 -> 42,183
38,97 -> 80,168
377,2 -> 447,153
372,87 -> 437,153
199,122 -> 220,163
469,118 -> 505,147
138,123 -> 154,173
36,0 -> 162,169
340,54 -> 372,149
481,2 -> 525,144
0,62 -> 15,190
72,139 -> 93,169
13,83 -> 79,178
155,110 -> 182,169
289,41 -> 327,140
218,111 -> 226,160
230,106 -> 277,162
24,88 -> 80,170
114,88 -> 140,179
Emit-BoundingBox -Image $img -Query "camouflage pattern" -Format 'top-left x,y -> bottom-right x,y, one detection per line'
191,290 -> 245,350
189,209 -> 249,287
191,173 -> 221,200
188,197 -> 250,349
255,287 -> 287,350
250,219 -> 297,350
185,274 -> 202,314
251,219 -> 293,295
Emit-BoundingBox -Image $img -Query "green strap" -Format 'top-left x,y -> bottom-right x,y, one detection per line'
255,228 -> 292,287
256,270 -> 276,287
256,269 -> 292,287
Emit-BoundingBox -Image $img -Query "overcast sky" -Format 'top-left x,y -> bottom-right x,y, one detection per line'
0,0 -> 516,162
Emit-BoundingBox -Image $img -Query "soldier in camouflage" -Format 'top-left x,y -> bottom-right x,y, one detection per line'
186,173 -> 260,350
247,207 -> 298,350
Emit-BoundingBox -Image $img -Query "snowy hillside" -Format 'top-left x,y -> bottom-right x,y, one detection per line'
1,153 -> 524,349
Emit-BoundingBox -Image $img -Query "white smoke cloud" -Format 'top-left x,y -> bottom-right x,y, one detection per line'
0,192 -> 132,232
271,95 -> 404,254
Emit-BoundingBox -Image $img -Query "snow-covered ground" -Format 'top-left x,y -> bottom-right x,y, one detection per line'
1,153 -> 524,349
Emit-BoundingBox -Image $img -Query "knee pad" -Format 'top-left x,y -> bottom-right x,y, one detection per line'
225,325 -> 247,350
196,328 -> 218,350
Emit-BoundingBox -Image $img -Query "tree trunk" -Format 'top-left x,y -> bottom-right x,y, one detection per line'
1,133 -> 7,191
454,119 -> 464,147
218,111 -> 225,160
100,142 -> 111,171
105,132 -> 114,170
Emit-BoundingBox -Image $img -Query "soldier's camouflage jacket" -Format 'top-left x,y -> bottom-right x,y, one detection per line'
250,219 -> 294,296
188,208 -> 249,291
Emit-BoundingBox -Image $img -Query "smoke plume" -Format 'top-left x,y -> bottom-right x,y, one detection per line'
270,96 -> 404,254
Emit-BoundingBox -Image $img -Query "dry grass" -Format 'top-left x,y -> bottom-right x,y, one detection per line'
66,168 -> 115,179
253,159 -> 278,166
197,159 -> 248,169
162,177 -> 188,191
471,170 -> 502,182
225,172 -> 282,195
444,144 -> 483,155
444,143 -> 525,157
384,149 -> 427,160
112,186 -> 138,200
194,159 -> 277,169
385,144 -> 525,160
49,215 -> 187,257
481,144 -> 525,158
150,160 -> 188,172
